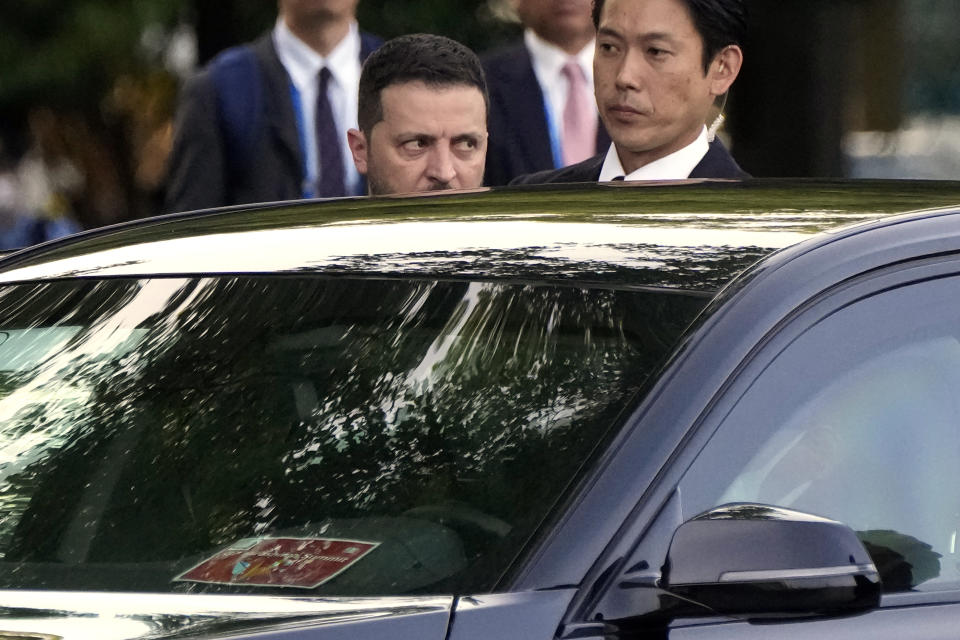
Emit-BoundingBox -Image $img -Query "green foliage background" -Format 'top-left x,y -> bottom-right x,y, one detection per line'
0,1 -> 179,124
1,0 -> 957,226
0,0 -> 520,227
0,0 -> 517,121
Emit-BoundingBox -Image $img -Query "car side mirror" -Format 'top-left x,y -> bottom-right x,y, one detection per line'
661,503 -> 881,617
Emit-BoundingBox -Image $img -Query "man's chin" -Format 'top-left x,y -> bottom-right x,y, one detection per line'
617,130 -> 686,156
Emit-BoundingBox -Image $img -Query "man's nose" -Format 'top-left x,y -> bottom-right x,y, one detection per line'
425,145 -> 457,184
615,50 -> 645,91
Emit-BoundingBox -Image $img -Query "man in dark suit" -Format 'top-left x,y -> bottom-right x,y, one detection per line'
482,0 -> 610,186
512,0 -> 748,185
164,0 -> 381,213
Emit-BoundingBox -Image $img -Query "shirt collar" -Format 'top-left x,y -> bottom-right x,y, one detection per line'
599,126 -> 710,181
273,18 -> 360,90
523,29 -> 594,84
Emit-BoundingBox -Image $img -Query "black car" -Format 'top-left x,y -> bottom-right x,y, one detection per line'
1,180 -> 960,639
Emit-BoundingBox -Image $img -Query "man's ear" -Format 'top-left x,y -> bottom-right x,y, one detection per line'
347,128 -> 369,175
709,45 -> 743,97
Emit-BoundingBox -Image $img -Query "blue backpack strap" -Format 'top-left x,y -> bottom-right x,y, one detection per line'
359,32 -> 383,62
210,46 -> 262,181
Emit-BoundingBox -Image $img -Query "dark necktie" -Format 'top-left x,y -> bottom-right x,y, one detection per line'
316,67 -> 346,197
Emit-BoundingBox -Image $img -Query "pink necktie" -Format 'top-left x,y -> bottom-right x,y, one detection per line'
561,61 -> 597,166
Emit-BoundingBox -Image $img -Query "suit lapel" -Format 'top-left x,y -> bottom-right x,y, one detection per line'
594,120 -> 611,156
584,154 -> 605,181
689,139 -> 748,179
252,34 -> 304,179
556,154 -> 605,182
501,45 -> 555,170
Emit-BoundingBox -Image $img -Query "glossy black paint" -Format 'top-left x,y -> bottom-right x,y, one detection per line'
663,504 -> 880,617
549,210 -> 960,640
3,179 -> 960,288
526,206 -> 960,598
3,180 -> 960,639
0,592 -> 454,639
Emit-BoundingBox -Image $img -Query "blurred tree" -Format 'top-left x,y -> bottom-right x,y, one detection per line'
0,0 -> 184,228
356,0 -> 518,53
727,0 -> 905,178
189,0 -> 518,66
902,0 -> 960,114
727,1 -> 857,177
188,0 -> 273,65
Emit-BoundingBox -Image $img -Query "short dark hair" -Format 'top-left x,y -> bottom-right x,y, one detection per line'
591,0 -> 747,73
357,34 -> 489,134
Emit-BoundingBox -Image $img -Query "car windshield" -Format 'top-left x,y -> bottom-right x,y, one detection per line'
0,275 -> 706,596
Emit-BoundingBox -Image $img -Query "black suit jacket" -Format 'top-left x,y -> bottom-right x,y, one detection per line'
164,31 -> 380,214
509,138 -> 750,185
482,42 -> 610,187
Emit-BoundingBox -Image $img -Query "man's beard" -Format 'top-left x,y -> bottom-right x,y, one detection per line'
363,157 -> 393,196
365,170 -> 391,196
365,162 -> 451,196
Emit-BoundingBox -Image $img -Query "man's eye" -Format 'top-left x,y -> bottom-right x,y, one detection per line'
598,42 -> 618,54
454,139 -> 478,151
402,138 -> 428,151
648,47 -> 670,58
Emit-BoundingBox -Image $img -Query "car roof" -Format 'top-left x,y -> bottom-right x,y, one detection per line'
2,180 -> 960,291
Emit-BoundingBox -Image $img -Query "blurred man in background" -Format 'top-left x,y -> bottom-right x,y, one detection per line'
164,0 -> 381,213
347,34 -> 489,195
482,0 -> 609,186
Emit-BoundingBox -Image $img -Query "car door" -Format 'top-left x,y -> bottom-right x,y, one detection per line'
0,593 -> 455,639
669,255 -> 960,637
558,248 -> 960,638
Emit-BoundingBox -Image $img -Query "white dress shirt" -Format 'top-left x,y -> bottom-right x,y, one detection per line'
524,29 -> 597,163
274,19 -> 362,195
598,126 -> 710,181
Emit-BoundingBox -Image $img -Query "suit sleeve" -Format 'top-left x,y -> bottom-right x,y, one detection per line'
482,69 -> 512,187
508,155 -> 604,186
509,167 -> 564,186
508,171 -> 545,186
163,69 -> 228,214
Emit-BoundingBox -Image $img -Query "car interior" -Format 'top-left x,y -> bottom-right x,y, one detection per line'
0,275 -> 708,596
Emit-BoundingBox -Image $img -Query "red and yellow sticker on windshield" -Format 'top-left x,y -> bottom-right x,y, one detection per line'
175,537 -> 379,589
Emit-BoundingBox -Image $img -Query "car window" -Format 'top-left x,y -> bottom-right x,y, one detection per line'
680,273 -> 960,594
0,276 -> 706,596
